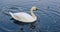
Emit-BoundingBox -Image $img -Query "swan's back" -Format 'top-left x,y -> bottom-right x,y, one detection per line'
10,12 -> 35,22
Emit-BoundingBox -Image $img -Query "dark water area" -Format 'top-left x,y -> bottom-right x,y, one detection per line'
0,0 -> 60,32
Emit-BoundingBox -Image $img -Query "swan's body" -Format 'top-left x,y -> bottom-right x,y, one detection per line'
9,6 -> 38,22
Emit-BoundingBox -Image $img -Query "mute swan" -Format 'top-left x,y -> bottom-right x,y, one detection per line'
9,6 -> 38,23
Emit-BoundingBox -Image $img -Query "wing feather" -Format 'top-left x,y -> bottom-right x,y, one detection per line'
13,12 -> 34,22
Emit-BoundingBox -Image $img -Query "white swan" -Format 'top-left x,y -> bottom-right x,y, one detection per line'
9,6 -> 38,23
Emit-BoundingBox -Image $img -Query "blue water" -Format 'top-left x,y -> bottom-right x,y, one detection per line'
0,0 -> 60,32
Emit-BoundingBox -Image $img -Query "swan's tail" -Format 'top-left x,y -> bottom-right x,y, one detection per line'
9,12 -> 13,16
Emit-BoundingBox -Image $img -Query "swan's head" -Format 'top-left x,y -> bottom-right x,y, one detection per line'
31,6 -> 38,11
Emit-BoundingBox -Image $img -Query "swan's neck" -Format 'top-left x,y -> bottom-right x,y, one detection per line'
30,9 -> 37,20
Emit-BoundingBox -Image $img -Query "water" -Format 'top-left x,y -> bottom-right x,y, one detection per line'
0,0 -> 60,32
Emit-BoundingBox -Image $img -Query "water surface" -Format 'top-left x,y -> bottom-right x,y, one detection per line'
0,0 -> 60,32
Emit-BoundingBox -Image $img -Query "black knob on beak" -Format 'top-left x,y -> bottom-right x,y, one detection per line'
36,8 -> 38,11
33,8 -> 38,11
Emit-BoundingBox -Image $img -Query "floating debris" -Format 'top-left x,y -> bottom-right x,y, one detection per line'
20,28 -> 24,31
20,28 -> 24,32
